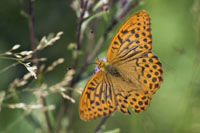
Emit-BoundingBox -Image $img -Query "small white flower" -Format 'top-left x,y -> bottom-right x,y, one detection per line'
84,11 -> 89,18
102,0 -> 109,4
19,51 -> 33,56
15,54 -> 22,58
11,44 -> 21,50
24,63 -> 37,79
4,51 -> 12,55
61,92 -> 75,103
29,104 -> 42,109
57,58 -> 64,63
8,103 -> 26,110
57,31 -> 63,36
44,38 -> 48,44
59,87 -> 66,92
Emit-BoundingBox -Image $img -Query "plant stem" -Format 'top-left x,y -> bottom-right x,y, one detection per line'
94,116 -> 110,133
55,0 -> 89,132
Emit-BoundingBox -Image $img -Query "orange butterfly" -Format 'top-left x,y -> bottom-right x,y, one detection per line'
79,10 -> 163,121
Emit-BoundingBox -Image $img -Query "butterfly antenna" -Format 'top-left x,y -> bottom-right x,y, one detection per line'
67,62 -> 96,70
97,56 -> 100,61
88,62 -> 96,66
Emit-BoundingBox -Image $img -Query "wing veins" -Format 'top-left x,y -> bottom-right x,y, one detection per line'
117,32 -> 134,54
96,81 -> 103,99
103,80 -> 107,102
114,52 -> 148,65
118,39 -> 137,56
119,44 -> 138,58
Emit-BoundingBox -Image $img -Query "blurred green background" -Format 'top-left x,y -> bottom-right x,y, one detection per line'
0,0 -> 200,133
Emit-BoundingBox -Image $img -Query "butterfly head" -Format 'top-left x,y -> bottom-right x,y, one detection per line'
95,58 -> 109,72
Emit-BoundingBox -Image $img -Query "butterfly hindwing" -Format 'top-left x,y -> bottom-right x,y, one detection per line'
116,90 -> 151,114
134,52 -> 163,95
113,52 -> 163,96
108,74 -> 151,114
79,71 -> 116,121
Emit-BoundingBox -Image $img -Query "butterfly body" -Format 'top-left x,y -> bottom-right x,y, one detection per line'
96,60 -> 120,77
79,10 -> 163,121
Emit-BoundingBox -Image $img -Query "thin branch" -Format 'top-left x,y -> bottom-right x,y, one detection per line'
41,97 -> 53,133
55,1 -> 90,132
76,0 -> 89,50
54,101 -> 66,133
0,62 -> 18,74
104,0 -> 140,39
27,0 -> 52,131
94,116 -> 110,133
20,0 -> 53,132
20,0 -> 37,62
72,0 -> 89,68
28,0 -> 36,50
25,114 -> 43,130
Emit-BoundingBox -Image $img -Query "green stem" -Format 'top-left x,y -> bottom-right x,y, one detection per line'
0,56 -> 21,61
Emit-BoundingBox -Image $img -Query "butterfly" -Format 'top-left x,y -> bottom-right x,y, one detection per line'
79,10 -> 163,121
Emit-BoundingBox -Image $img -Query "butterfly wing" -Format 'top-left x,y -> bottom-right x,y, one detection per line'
79,71 -> 117,121
106,10 -> 152,63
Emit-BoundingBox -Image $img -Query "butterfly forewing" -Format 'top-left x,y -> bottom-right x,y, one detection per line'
107,10 -> 152,64
79,71 -> 116,121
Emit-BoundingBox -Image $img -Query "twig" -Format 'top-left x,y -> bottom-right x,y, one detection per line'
104,0 -> 139,38
54,100 -> 66,133
76,0 -> 89,50
20,0 -> 53,132
94,116 -> 110,133
72,0 -> 89,68
20,0 -> 38,63
55,1 -> 90,132
28,0 -> 36,51
27,0 -> 53,132
0,62 -> 18,74
25,114 -> 42,130
41,97 -> 53,133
